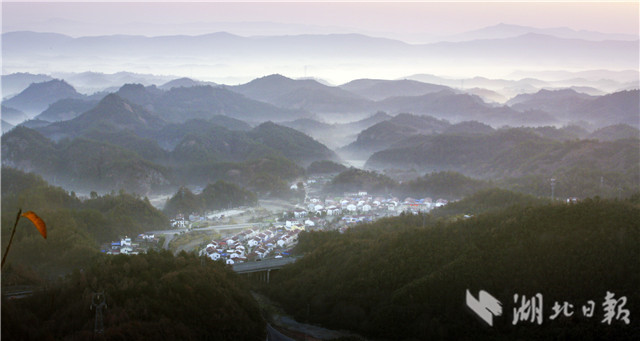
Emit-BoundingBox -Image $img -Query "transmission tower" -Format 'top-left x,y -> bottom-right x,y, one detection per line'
91,292 -> 107,336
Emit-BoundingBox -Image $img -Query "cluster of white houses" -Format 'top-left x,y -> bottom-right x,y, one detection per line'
101,234 -> 159,255
293,191 -> 449,220
199,226 -> 302,264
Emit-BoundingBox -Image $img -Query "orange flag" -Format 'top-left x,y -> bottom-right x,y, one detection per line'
21,211 -> 47,239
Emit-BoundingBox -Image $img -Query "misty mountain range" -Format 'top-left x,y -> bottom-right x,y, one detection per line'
442,23 -> 639,42
1,25 -> 637,196
2,25 -> 638,87
2,74 -> 638,137
1,73 -> 637,196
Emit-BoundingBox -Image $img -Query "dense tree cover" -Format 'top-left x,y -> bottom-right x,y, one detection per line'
340,113 -> 451,157
200,180 -> 257,210
498,166 -> 640,200
442,120 -> 495,135
177,155 -> 305,198
431,188 -> 550,218
323,167 -> 396,195
1,168 -> 170,279
82,128 -> 168,161
82,191 -> 169,241
323,166 -> 627,202
152,84 -> 302,122
2,251 -> 266,340
367,128 -> 639,199
152,118 -> 251,151
397,171 -> 492,200
163,187 -> 201,218
267,196 -> 639,340
164,181 -> 258,217
3,95 -> 333,196
528,125 -> 589,141
307,160 -> 348,174
3,121 -> 318,196
370,128 -> 638,178
588,124 -> 640,141
249,121 -> 339,165
35,98 -> 99,122
170,124 -> 271,164
39,94 -> 166,140
2,127 -> 172,193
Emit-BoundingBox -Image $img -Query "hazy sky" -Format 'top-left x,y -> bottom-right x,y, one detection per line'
3,1 -> 639,42
2,1 -> 638,84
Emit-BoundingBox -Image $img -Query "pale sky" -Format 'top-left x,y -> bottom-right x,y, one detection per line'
2,1 -> 638,84
2,2 -> 639,42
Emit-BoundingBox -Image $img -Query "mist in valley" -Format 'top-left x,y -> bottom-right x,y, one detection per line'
1,2 -> 639,340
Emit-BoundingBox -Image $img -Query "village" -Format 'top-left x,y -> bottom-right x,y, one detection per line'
102,176 -> 452,263
196,187 -> 450,265
100,233 -> 162,255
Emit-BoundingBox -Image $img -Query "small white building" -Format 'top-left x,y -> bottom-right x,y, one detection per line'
121,237 -> 132,246
247,237 -> 260,248
285,220 -> 300,228
326,206 -> 341,216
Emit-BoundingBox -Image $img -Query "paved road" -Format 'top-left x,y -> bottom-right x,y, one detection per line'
149,223 -> 257,235
149,223 -> 259,252
2,285 -> 39,299
266,324 -> 296,341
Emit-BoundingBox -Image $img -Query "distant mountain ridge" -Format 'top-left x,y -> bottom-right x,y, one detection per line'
1,105 -> 29,125
2,79 -> 84,115
339,79 -> 451,101
38,94 -> 165,141
444,23 -> 639,42
232,74 -> 372,113
1,72 -> 54,98
3,30 -> 637,86
339,113 -> 451,159
1,126 -> 171,193
34,98 -> 99,122
365,128 -> 639,181
159,77 -> 217,90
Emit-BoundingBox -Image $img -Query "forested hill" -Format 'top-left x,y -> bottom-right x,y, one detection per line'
163,181 -> 258,217
2,126 -> 172,194
2,251 -> 266,340
266,195 -> 640,340
1,167 -> 169,278
366,128 -> 639,184
2,120 -> 331,195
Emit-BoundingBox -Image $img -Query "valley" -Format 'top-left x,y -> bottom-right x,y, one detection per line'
1,6 -> 639,339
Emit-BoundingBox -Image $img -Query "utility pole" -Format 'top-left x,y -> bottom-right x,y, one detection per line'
550,178 -> 556,201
